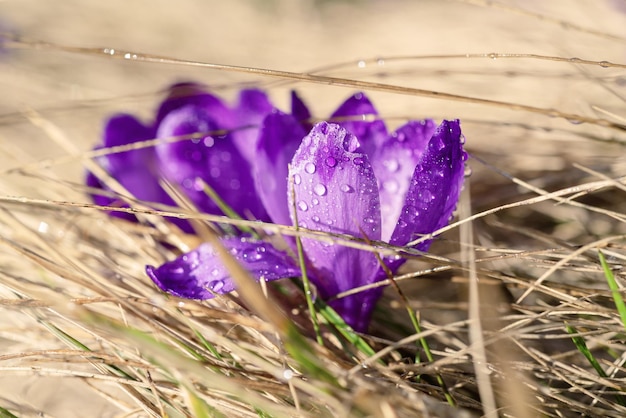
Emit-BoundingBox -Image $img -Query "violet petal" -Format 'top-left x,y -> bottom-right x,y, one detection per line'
389,119 -> 466,251
288,122 -> 381,325
155,83 -> 233,128
155,105 -> 268,221
146,237 -> 300,299
231,89 -> 275,164
372,120 -> 437,241
290,90 -> 312,130
330,92 -> 387,157
254,112 -> 306,226
88,114 -> 194,232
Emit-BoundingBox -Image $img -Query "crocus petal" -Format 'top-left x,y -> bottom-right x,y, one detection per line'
155,83 -> 233,128
155,105 -> 268,221
254,112 -> 306,226
231,89 -> 275,164
290,90 -> 312,129
88,114 -> 194,232
330,92 -> 387,157
146,237 -> 300,299
389,120 -> 466,251
371,120 -> 438,242
289,122 -> 381,327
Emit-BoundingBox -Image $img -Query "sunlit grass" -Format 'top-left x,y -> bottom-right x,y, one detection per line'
1,1 -> 626,417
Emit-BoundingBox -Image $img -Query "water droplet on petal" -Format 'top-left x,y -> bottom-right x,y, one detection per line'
210,167 -> 221,178
312,215 -> 320,223
353,157 -> 364,166
383,159 -> 399,173
325,156 -> 337,167
397,219 -> 408,228
311,198 -> 319,206
243,247 -> 264,261
382,179 -> 399,193
171,266 -> 185,275
419,189 -> 434,202
305,162 -> 316,174
203,137 -> 215,147
313,183 -> 327,196
340,184 -> 355,193
294,174 -> 302,185
211,268 -> 220,277
464,166 -> 473,177
211,280 -> 225,292
403,205 -> 419,221
298,201 -> 309,211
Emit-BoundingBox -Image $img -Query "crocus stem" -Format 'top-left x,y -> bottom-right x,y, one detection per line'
364,228 -> 455,407
290,177 -> 323,345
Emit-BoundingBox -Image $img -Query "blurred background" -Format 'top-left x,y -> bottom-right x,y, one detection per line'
0,1 -> 624,416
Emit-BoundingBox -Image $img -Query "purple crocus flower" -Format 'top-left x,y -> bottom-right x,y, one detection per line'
87,83 -> 290,232
146,92 -> 466,332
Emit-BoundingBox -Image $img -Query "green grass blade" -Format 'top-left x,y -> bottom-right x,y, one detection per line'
566,323 -> 626,406
565,323 -> 607,378
0,407 -> 18,418
598,250 -> 626,331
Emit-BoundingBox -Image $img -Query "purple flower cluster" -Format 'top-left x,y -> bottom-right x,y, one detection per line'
88,83 -> 466,332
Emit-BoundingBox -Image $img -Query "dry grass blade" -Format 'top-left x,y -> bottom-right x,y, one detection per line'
1,1 -> 626,417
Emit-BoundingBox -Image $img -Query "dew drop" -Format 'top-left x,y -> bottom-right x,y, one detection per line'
382,179 -> 399,193
211,268 -> 220,277
325,156 -> 337,167
203,137 -> 215,147
210,167 -> 221,178
340,184 -> 355,193
230,179 -> 241,190
313,183 -> 327,196
311,198 -> 319,205
298,201 -> 309,211
419,189 -> 434,202
461,151 -> 469,161
403,205 -> 419,221
294,174 -> 302,185
243,247 -> 264,261
312,215 -> 320,223
305,162 -> 316,174
192,178 -> 205,191
464,166 -> 473,177
599,60 -> 611,68
383,159 -> 400,172
397,219 -> 408,228
353,157 -> 364,166
357,60 -> 366,68
170,266 -> 185,275
211,280 -> 225,292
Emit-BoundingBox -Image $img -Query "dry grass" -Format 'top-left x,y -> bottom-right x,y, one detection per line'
1,0 -> 626,417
